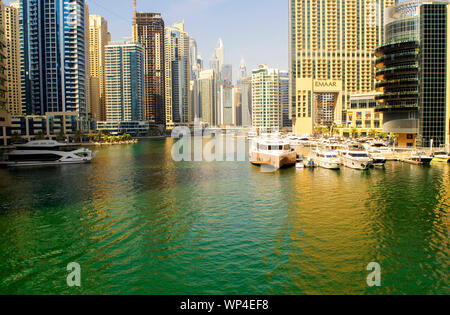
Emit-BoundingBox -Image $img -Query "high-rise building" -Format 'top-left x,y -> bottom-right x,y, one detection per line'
215,38 -> 224,74
165,22 -> 190,129
104,42 -> 144,123
89,15 -> 110,121
289,0 -> 395,135
209,53 -> 220,76
280,71 -> 291,128
0,0 -> 7,111
375,0 -> 450,148
132,7 -> 165,126
234,86 -> 242,127
189,37 -> 199,120
19,0 -> 89,120
190,80 -> 198,121
239,58 -> 247,83
196,54 -> 204,73
4,2 -> 21,115
219,84 -> 234,126
15,0 -> 30,114
221,64 -> 232,84
189,37 -> 199,80
198,69 -> 217,126
252,65 -> 281,129
240,77 -> 252,127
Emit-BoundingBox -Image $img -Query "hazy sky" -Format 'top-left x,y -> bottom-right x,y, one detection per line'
85,0 -> 289,80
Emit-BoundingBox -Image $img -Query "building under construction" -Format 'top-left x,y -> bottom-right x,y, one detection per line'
132,2 -> 166,127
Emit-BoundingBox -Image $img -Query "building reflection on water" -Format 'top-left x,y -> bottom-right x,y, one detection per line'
0,139 -> 448,294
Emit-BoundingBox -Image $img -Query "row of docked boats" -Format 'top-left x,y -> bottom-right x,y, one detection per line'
249,134 -> 449,171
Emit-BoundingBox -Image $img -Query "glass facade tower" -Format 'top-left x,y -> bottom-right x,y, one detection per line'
20,0 -> 88,119
376,0 -> 450,147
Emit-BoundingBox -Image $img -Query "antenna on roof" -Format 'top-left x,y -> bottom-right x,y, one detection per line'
133,0 -> 137,24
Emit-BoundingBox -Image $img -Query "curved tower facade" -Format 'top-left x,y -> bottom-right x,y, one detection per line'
376,0 -> 450,147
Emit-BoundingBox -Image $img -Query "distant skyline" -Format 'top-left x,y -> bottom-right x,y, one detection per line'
4,0 -> 288,80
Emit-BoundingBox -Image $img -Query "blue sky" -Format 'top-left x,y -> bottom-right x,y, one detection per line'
86,0 -> 289,80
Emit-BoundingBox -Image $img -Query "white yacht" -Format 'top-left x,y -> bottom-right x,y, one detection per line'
250,137 -> 297,169
367,150 -> 387,167
432,151 -> 450,163
313,150 -> 340,170
402,151 -> 433,165
340,150 -> 373,170
1,140 -> 94,167
364,141 -> 392,153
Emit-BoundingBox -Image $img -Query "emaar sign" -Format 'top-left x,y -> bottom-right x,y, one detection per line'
313,80 -> 341,92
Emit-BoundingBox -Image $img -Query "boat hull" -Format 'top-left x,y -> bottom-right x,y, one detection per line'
0,159 -> 92,168
432,157 -> 450,163
317,160 -> 340,170
371,158 -> 387,167
402,158 -> 433,165
250,152 -> 297,169
342,158 -> 372,170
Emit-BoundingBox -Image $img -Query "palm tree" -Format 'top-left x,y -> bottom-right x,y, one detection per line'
56,130 -> 66,142
74,130 -> 83,143
314,126 -> 323,135
35,131 -> 45,140
10,132 -> 22,144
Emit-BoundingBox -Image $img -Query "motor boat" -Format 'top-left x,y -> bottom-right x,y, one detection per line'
313,150 -> 340,170
249,137 -> 297,169
0,140 -> 94,167
340,150 -> 373,170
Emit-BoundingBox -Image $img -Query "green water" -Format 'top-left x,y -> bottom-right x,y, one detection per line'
0,139 -> 448,295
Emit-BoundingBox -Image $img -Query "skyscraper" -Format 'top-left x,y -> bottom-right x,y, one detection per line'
221,64 -> 233,84
219,84 -> 234,126
4,2 -> 21,115
132,4 -> 165,126
0,0 -> 7,111
165,22 -> 190,128
104,42 -> 144,122
19,0 -> 89,119
375,0 -> 450,148
289,0 -> 395,135
189,37 -> 199,80
234,86 -> 242,127
89,15 -> 110,121
240,77 -> 252,127
279,71 -> 291,128
209,53 -> 220,76
215,38 -> 224,74
198,69 -> 217,126
239,58 -> 247,82
252,65 -> 281,129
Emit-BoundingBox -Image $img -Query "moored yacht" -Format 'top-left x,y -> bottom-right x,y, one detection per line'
313,150 -> 340,170
249,137 -> 297,169
340,150 -> 373,170
1,140 -> 94,167
368,150 -> 387,167
402,152 -> 433,165
431,151 -> 450,163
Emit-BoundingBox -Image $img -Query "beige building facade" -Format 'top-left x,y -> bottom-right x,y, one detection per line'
164,23 -> 191,129
289,0 -> 395,135
4,2 -> 21,115
89,14 -> 110,121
